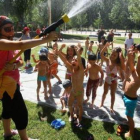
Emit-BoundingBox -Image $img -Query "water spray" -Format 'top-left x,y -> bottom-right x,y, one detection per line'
34,14 -> 70,39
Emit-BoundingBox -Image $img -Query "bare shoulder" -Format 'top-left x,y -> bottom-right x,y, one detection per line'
96,64 -> 102,70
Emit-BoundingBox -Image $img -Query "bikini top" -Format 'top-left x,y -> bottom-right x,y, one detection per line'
106,65 -> 118,78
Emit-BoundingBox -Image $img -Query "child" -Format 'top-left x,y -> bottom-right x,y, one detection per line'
59,44 -> 76,80
100,43 -> 125,113
58,45 -> 84,127
35,53 -> 49,101
60,79 -> 72,112
85,37 -> 90,58
84,54 -> 104,108
96,36 -> 108,66
87,41 -> 94,56
32,47 -> 49,71
48,51 -> 62,85
122,46 -> 140,138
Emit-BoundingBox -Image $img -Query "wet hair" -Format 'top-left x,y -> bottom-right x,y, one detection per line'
112,47 -> 122,64
88,54 -> 97,61
66,45 -> 76,59
39,53 -> 48,61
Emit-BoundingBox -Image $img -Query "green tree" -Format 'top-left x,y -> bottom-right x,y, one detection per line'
93,18 -> 103,29
11,0 -> 38,24
128,0 -> 140,23
109,0 -> 132,29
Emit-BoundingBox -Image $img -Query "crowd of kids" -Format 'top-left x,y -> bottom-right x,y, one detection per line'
29,31 -> 140,139
0,14 -> 139,139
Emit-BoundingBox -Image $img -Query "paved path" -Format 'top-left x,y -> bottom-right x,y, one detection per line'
20,54 -> 140,128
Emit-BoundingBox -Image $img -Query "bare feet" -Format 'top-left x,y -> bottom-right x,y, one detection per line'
44,96 -> 48,100
84,99 -> 89,104
61,109 -> 67,113
89,104 -> 94,108
99,104 -> 103,108
37,96 -> 40,101
124,132 -> 131,138
110,108 -> 115,114
69,116 -> 72,122
48,89 -> 52,94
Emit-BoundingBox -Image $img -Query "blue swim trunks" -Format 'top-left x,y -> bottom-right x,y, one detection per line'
38,75 -> 47,81
122,94 -> 137,118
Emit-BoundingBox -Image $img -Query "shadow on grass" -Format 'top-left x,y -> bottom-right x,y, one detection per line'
133,128 -> 140,140
70,117 -> 94,140
36,102 -> 56,124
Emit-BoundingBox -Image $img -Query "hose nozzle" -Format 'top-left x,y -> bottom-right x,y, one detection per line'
62,14 -> 70,23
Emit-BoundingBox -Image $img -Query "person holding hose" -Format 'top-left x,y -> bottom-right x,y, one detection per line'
0,15 -> 57,140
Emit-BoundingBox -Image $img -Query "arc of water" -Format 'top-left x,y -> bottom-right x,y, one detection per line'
68,0 -> 101,18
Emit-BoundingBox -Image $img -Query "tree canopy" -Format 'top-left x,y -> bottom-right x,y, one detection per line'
0,0 -> 139,31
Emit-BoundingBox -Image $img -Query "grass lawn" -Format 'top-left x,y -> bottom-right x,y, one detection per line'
62,34 -> 140,44
0,101 -> 140,140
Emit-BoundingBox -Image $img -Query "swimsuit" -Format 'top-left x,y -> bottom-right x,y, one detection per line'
37,75 -> 47,81
97,52 -> 107,59
61,93 -> 70,106
105,66 -> 118,84
122,94 -> 137,118
49,61 -> 58,75
87,50 -> 93,55
86,78 -> 100,99
72,89 -> 83,97
66,72 -> 72,77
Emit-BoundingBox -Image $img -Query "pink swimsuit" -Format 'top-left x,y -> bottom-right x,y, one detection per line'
105,65 -> 118,84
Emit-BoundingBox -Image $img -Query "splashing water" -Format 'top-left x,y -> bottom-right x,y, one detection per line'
68,0 -> 101,18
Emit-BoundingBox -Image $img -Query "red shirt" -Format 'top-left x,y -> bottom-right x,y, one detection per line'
0,50 -> 21,83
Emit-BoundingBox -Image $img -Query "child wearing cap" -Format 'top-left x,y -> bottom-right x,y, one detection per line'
19,27 -> 32,69
60,79 -> 72,112
35,53 -> 49,101
0,15 -> 57,140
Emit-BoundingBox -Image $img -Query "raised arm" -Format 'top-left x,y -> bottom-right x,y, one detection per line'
74,46 -> 83,69
99,66 -> 104,86
100,42 -> 110,63
127,49 -> 135,73
96,45 -> 100,55
57,45 -> 72,70
119,51 -> 126,71
59,44 -> 66,56
0,31 -> 57,51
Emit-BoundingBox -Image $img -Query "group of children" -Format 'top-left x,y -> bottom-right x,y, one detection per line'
32,37 -> 140,138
